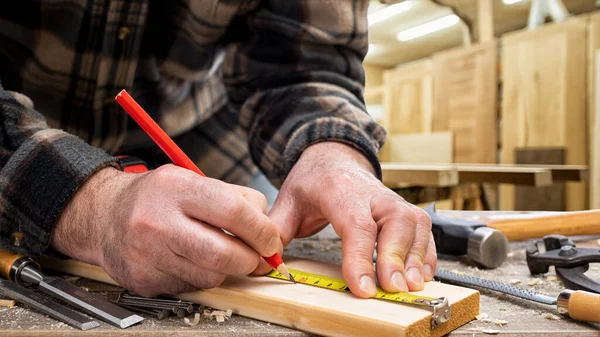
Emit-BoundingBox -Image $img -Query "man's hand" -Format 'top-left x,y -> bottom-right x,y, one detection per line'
51,164 -> 281,297
257,142 -> 436,298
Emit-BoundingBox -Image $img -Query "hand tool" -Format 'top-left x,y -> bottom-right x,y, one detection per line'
424,203 -> 509,269
117,303 -> 170,320
115,89 -> 295,283
267,268 -> 451,329
118,292 -> 194,313
0,249 -> 143,328
0,279 -> 99,330
526,234 -> 600,293
434,268 -> 600,324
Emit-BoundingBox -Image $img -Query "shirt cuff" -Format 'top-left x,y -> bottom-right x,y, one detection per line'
0,132 -> 119,256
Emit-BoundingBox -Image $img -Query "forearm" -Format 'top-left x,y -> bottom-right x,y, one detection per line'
0,85 -> 119,256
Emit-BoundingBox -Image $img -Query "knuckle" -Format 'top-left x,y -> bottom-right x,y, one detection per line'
208,246 -> 233,271
223,197 -> 246,222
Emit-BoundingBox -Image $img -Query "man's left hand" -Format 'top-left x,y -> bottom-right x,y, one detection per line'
253,142 -> 437,298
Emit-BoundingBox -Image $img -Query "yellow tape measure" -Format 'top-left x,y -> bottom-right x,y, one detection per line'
266,268 -> 450,329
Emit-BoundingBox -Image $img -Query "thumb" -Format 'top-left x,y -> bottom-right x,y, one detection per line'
250,194 -> 300,275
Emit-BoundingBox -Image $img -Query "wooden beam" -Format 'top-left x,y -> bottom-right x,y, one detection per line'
478,0 -> 494,42
381,164 -> 459,187
381,163 -> 561,187
454,163 -> 589,181
457,166 -> 552,186
39,256 -> 480,337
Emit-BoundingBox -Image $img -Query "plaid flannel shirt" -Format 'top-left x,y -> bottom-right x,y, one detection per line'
0,0 -> 386,256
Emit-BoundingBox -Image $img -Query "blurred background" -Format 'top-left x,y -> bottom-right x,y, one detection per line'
362,0 -> 600,212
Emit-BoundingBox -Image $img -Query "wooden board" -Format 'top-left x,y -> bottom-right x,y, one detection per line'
380,59 -> 433,162
381,163 -> 459,187
38,256 -> 479,337
589,12 -> 600,209
500,17 -> 588,211
432,41 -> 498,164
381,163 -> 553,187
387,132 -> 454,164
515,148 -> 565,211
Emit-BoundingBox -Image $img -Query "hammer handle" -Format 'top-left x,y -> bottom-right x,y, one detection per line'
0,249 -> 23,281
486,210 -> 600,241
565,290 -> 600,323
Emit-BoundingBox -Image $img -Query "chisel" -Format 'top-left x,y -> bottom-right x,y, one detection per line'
0,279 -> 99,330
435,268 -> 600,323
0,249 -> 144,328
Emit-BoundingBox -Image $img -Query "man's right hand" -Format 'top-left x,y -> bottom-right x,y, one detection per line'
51,164 -> 281,297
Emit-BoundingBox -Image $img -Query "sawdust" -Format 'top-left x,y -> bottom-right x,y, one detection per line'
509,279 -> 521,285
542,313 -> 561,321
468,327 -> 501,334
527,278 -> 542,286
184,313 -> 201,326
474,312 -> 508,326
546,275 -> 558,281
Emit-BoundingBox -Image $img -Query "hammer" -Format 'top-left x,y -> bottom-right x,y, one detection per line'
424,203 -> 509,269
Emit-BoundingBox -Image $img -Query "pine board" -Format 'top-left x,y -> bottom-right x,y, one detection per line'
39,256 -> 479,337
387,132 -> 454,164
500,17 -> 588,211
432,41 -> 498,164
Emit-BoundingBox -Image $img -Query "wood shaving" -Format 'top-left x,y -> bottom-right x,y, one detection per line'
475,313 -> 489,320
203,309 -> 233,323
542,313 -> 561,320
63,276 -> 80,283
507,252 -> 515,258
475,312 -> 508,326
184,313 -> 201,326
0,300 -> 16,308
468,327 -> 501,334
596,239 -> 600,247
450,269 -> 466,275
509,279 -> 521,285
528,278 -> 542,286
546,275 -> 558,281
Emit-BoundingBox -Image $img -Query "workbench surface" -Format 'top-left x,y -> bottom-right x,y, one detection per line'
2,232 -> 600,336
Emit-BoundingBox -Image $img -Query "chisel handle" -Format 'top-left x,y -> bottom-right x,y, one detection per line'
558,290 -> 600,323
0,249 -> 24,281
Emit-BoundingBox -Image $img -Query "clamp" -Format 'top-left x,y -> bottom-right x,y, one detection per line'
526,234 -> 600,293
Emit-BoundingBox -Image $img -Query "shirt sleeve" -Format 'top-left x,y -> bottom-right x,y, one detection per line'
0,81 -> 119,256
223,0 -> 387,188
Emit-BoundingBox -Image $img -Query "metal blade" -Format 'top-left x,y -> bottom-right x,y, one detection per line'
434,268 -> 557,306
39,276 -> 143,328
0,280 -> 99,330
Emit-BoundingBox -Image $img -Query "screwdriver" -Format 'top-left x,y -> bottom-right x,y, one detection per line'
115,89 -> 295,283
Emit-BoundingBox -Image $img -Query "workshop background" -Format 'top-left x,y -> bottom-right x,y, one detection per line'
358,0 -> 599,213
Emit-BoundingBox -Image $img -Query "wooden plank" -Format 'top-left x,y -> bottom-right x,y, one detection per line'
452,163 -> 588,181
387,132 -> 453,164
456,166 -> 553,186
515,148 -> 565,211
381,163 -> 554,187
38,256 -> 480,337
432,41 -> 498,164
477,0 -> 494,42
380,59 -> 433,161
381,164 -> 459,188
500,17 -> 588,211
589,12 -> 600,208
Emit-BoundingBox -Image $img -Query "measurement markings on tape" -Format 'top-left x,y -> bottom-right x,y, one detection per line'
266,268 -> 451,329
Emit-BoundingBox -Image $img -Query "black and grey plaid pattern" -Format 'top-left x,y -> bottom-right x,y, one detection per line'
0,0 -> 386,256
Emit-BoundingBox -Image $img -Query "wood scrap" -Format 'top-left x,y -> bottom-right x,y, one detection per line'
38,255 -> 480,337
0,300 -> 15,308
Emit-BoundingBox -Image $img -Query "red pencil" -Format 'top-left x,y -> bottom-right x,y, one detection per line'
115,89 -> 295,283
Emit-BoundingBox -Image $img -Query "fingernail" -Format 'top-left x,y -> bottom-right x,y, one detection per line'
423,264 -> 434,280
391,272 -> 408,292
267,236 -> 281,255
360,275 -> 377,296
406,267 -> 424,286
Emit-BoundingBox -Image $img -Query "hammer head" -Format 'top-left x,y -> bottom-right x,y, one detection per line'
468,227 -> 509,269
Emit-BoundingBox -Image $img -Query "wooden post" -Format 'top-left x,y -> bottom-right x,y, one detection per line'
478,0 -> 494,42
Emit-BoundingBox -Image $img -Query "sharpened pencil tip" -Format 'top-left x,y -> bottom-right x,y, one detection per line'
289,273 -> 296,284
